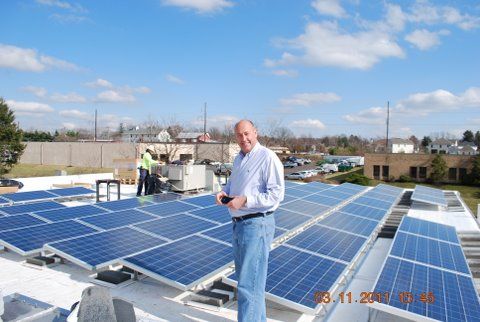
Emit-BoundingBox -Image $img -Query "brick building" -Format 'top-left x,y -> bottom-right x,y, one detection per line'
364,153 -> 475,183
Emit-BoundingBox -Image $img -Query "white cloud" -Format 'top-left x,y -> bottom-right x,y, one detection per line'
85,78 -> 114,88
21,86 -> 47,98
62,122 -> 76,129
162,0 -> 234,14
265,21 -> 405,70
408,0 -> 480,31
6,100 -> 54,116
279,92 -> 341,107
311,0 -> 347,18
59,109 -> 91,120
36,0 -> 87,13
0,44 -> 80,72
50,92 -> 87,103
344,87 -> 480,125
165,74 -> 185,84
290,119 -> 326,129
135,86 -> 151,94
271,69 -> 298,77
343,106 -> 386,125
405,29 -> 450,50
98,114 -> 135,129
95,90 -> 136,103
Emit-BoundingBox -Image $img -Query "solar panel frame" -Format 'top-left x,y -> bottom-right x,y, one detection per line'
353,196 -> 393,210
317,211 -> 379,237
340,203 -> 388,221
33,205 -> 107,222
134,214 -> 219,241
138,200 -> 200,217
369,256 -> 480,322
303,194 -> 343,207
398,216 -> 460,244
289,182 -> 331,193
187,206 -> 231,224
0,214 -> 48,232
79,209 -> 158,230
94,197 -> 154,212
46,187 -> 95,198
0,190 -> 58,203
273,208 -> 313,230
285,188 -> 311,198
411,185 -> 448,207
121,235 -> 233,290
180,194 -> 216,208
0,220 -> 98,255
45,227 -> 168,270
281,200 -> 330,217
0,201 -> 66,216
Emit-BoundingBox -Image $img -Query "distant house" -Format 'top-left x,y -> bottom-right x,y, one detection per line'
175,132 -> 211,143
429,138 -> 457,154
374,138 -> 415,153
449,141 -> 478,155
122,128 -> 171,143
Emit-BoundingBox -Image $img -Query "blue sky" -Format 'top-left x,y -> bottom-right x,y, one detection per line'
1,0 -> 479,138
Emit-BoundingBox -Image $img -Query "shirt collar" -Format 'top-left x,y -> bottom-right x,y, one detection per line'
240,141 -> 261,158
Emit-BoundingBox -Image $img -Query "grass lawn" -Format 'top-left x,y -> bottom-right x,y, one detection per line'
4,164 -> 113,178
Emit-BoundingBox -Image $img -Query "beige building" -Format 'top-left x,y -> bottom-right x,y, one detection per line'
364,153 -> 475,183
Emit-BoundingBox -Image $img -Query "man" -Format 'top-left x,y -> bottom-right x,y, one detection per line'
216,120 -> 284,322
136,145 -> 157,196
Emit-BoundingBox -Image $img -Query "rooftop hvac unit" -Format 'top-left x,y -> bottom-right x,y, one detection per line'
167,165 -> 206,192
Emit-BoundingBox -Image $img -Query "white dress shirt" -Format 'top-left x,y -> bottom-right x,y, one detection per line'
223,142 -> 284,217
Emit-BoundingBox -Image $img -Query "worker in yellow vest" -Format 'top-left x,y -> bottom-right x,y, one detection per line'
137,145 -> 157,196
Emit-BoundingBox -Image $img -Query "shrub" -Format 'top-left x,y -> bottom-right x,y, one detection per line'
398,175 -> 412,182
344,173 -> 370,186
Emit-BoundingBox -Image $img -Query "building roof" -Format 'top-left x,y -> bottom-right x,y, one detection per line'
431,138 -> 456,145
388,138 -> 414,145
176,132 -> 208,139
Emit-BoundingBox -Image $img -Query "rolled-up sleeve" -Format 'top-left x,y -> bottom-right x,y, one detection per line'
245,153 -> 284,209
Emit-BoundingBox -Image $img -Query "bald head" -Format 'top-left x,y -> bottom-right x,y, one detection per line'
234,119 -> 258,154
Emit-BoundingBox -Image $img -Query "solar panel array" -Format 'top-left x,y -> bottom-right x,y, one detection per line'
370,216 -> 480,322
0,187 -> 94,205
225,183 -> 405,314
411,185 -> 448,207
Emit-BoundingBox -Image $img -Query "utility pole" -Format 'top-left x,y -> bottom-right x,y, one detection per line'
385,101 -> 390,153
94,109 -> 97,142
203,102 -> 207,140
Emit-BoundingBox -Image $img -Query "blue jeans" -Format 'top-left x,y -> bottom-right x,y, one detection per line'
233,214 -> 275,322
136,169 -> 149,196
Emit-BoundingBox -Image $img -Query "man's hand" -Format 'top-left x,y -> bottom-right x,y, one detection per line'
228,196 -> 247,210
215,191 -> 228,205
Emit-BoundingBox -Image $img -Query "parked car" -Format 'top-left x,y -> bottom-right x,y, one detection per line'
298,170 -> 314,178
285,172 -> 308,180
283,161 -> 297,168
318,164 -> 338,174
286,156 -> 305,166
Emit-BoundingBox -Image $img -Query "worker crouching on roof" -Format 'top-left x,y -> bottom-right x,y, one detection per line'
137,145 -> 157,196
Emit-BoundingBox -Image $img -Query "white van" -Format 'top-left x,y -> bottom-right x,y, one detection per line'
318,164 -> 338,174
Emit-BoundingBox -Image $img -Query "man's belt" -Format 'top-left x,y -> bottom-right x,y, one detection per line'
231,211 -> 273,222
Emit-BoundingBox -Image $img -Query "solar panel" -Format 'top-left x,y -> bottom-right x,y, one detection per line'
181,194 -> 216,208
80,209 -> 157,230
0,201 -> 66,216
0,214 -> 47,232
286,225 -> 367,262
0,196 -> 9,206
188,206 -> 231,224
391,232 -> 470,274
362,191 -> 398,203
316,189 -> 352,200
411,185 -> 448,207
144,193 -> 183,203
122,235 -> 232,290
317,212 -> 378,237
284,188 -> 310,198
226,245 -> 347,313
138,200 -> 200,217
34,205 -> 107,222
0,220 -> 97,255
280,194 -> 298,204
45,227 -> 167,270
47,187 -> 95,197
1,190 -> 57,203
274,208 -> 312,230
398,217 -> 459,244
339,182 -> 367,192
353,196 -> 392,210
95,197 -> 154,212
303,194 -> 343,207
284,181 -> 301,188
281,200 -> 330,217
336,203 -> 387,221
371,257 -> 480,322
135,214 -> 218,240
289,182 -> 330,193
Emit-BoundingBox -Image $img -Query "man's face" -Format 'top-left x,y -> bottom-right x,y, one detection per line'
235,121 -> 258,154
